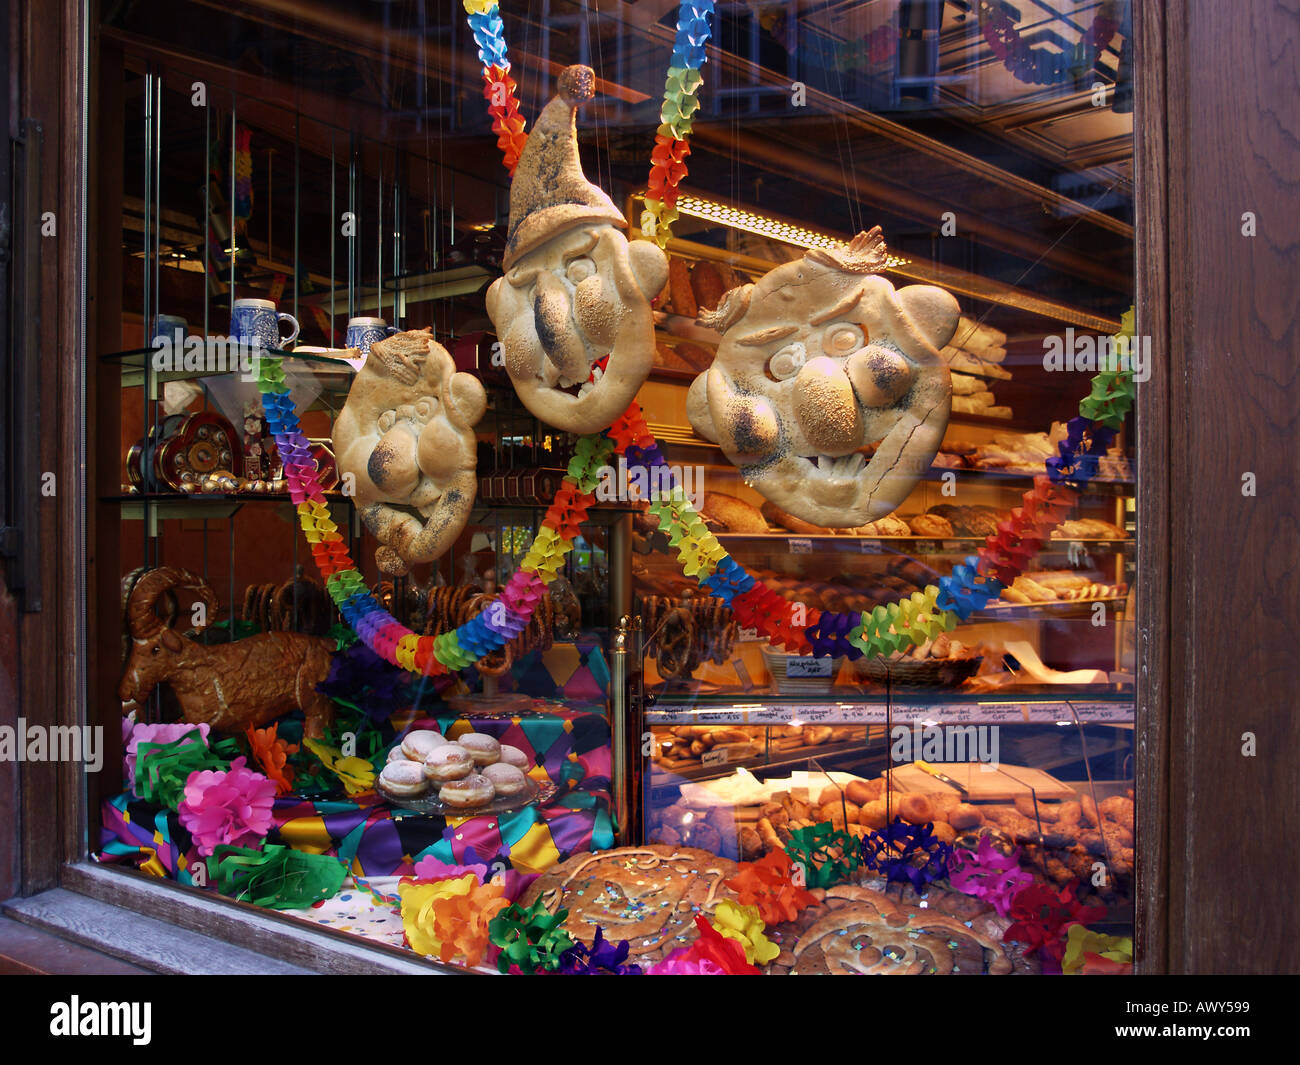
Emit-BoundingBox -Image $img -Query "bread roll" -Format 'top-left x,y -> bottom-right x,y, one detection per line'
689,261 -> 728,312
845,779 -> 882,805
908,513 -> 954,537
858,800 -> 890,830
898,794 -> 935,824
948,803 -> 984,829
667,256 -> 697,319
700,492 -> 767,533
760,499 -> 837,534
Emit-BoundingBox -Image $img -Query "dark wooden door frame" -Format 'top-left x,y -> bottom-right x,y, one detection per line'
1133,0 -> 1174,977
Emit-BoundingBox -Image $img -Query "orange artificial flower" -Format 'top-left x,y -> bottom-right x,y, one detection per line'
246,724 -> 298,795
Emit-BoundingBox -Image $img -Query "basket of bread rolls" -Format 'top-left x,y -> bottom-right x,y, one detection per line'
855,631 -> 982,688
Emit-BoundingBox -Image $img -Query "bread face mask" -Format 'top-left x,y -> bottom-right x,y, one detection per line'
333,328 -> 486,573
687,229 -> 959,529
485,65 -> 668,434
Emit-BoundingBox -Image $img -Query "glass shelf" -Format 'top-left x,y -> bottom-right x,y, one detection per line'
103,492 -> 354,522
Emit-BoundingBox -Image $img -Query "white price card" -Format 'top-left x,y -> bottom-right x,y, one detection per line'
858,540 -> 884,553
1071,702 -> 1135,723
785,656 -> 832,678
701,748 -> 730,767
647,709 -> 694,723
753,706 -> 792,723
788,538 -> 813,554
980,704 -> 1029,723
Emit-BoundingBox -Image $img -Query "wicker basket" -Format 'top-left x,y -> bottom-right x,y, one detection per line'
856,655 -> 983,689
761,645 -> 843,695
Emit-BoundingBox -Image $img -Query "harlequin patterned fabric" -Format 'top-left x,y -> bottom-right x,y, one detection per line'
98,705 -> 613,883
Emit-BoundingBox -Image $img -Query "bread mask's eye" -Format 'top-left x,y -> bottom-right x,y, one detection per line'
413,398 -> 436,422
823,323 -> 864,357
768,342 -> 807,381
566,257 -> 596,284
378,410 -> 397,433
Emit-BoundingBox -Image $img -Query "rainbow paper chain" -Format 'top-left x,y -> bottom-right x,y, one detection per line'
641,0 -> 714,247
462,1 -> 529,174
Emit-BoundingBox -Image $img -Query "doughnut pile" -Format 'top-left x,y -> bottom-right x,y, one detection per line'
377,727 -> 535,810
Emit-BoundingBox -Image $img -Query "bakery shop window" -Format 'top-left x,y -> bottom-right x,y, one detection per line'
87,1 -> 1137,974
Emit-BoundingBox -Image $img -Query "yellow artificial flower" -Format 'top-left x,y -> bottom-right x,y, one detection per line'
302,738 -> 376,796
711,901 -> 781,966
1062,923 -> 1134,974
399,875 -> 479,958
462,0 -> 498,15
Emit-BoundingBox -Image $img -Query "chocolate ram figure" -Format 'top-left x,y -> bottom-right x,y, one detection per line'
118,567 -> 335,739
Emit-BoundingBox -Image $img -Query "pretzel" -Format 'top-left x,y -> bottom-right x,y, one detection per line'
656,606 -> 696,678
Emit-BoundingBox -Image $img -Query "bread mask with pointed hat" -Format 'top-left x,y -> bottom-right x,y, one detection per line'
486,65 -> 668,434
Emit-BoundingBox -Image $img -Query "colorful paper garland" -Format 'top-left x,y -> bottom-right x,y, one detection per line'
641,1 -> 715,246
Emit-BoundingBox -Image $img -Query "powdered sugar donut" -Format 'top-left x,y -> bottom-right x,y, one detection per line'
498,744 -> 531,770
379,760 -> 429,798
401,729 -> 449,762
439,773 -> 495,808
423,743 -> 473,782
456,732 -> 501,766
482,762 -> 528,797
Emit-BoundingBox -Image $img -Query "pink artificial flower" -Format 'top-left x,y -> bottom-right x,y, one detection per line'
409,855 -> 538,903
948,836 -> 1035,918
124,721 -> 211,791
177,757 -> 277,856
646,947 -> 727,975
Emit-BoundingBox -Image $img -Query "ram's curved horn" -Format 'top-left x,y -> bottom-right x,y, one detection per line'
126,567 -> 217,639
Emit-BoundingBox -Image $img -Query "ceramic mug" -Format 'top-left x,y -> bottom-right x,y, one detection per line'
151,313 -> 188,348
346,317 -> 399,357
231,298 -> 300,351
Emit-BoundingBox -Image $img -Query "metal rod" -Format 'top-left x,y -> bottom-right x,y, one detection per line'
611,614 -> 630,846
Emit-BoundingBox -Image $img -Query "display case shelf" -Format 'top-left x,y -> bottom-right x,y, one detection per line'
103,492 -> 353,522
644,695 -> 1135,726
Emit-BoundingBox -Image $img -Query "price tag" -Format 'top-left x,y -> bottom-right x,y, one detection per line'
799,706 -> 834,722
1024,703 -> 1070,723
788,538 -> 813,554
786,656 -> 832,678
737,627 -> 760,642
701,749 -> 729,768
647,708 -> 694,723
892,704 -> 935,723
980,703 -> 1028,724
858,540 -> 884,554
753,706 -> 791,723
1072,702 -> 1135,723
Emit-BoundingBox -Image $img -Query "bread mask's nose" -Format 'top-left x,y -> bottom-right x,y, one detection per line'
793,356 -> 863,456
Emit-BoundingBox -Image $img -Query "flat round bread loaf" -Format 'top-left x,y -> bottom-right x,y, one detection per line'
520,845 -> 740,961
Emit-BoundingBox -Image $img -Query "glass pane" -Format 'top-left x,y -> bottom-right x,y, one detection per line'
88,0 -> 1136,975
